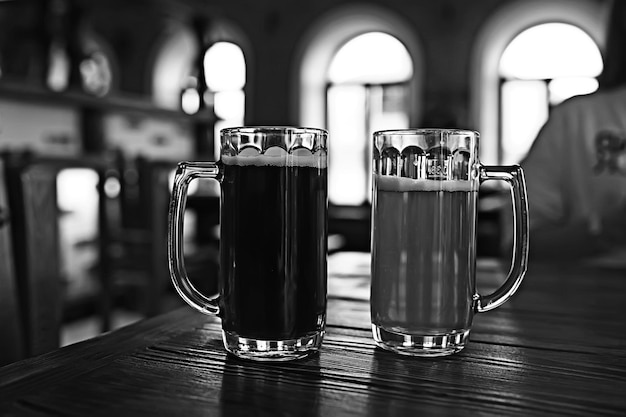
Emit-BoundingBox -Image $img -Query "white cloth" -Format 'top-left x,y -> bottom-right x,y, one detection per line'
521,86 -> 626,235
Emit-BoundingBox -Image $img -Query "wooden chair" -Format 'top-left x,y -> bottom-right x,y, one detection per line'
0,154 -> 62,365
0,159 -> 24,366
99,155 -> 173,326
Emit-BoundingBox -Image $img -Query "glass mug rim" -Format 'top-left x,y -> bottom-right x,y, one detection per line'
220,126 -> 328,158
221,126 -> 329,137
374,128 -> 479,137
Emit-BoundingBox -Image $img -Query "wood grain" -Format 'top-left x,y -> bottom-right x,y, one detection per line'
1,256 -> 625,416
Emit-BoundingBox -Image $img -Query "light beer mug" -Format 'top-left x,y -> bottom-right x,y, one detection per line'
370,128 -> 529,356
168,126 -> 328,361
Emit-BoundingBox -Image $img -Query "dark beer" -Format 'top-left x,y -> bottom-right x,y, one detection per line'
219,153 -> 327,340
371,176 -> 477,336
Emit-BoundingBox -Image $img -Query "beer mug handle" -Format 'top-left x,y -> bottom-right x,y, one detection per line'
168,161 -> 221,316
475,165 -> 529,313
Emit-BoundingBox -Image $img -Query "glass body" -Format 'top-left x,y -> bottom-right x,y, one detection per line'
168,127 -> 328,361
371,129 -> 529,356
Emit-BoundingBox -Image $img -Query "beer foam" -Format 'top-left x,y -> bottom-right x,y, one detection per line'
221,146 -> 326,168
376,175 -> 474,192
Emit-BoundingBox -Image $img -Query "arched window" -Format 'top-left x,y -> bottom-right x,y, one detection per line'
327,32 -> 413,205
296,5 -> 423,207
499,23 -> 603,163
471,0 -> 609,164
152,27 -> 247,158
203,42 -> 246,157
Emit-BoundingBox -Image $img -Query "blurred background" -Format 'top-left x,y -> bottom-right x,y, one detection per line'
0,0 -> 613,351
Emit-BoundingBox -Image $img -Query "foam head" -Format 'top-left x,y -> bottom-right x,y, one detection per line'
221,146 -> 327,168
376,175 -> 474,192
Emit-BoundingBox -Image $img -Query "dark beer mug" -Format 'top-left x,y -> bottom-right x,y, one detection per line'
370,128 -> 529,356
168,126 -> 328,361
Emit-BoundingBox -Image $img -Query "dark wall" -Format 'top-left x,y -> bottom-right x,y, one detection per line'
0,0 -> 510,128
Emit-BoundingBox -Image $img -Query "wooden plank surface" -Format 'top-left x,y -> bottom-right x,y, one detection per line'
1,254 -> 625,416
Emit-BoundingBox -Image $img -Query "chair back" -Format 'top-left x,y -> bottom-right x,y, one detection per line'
99,154 -> 173,320
0,159 -> 24,366
1,153 -> 62,362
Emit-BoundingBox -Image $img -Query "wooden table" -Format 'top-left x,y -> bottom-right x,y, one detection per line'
1,252 -> 625,416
